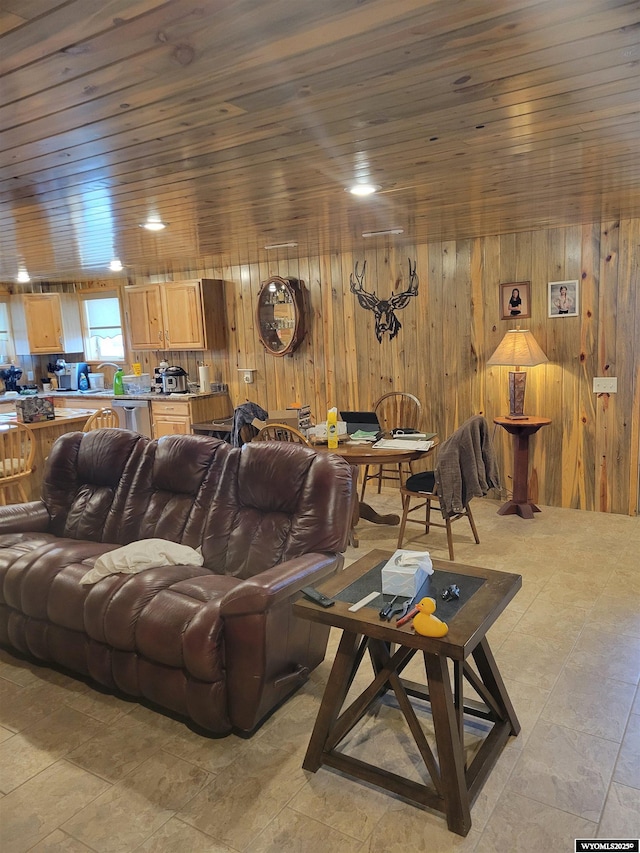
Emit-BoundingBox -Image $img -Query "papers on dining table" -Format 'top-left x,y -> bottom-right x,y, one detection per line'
372,438 -> 434,451
349,430 -> 379,441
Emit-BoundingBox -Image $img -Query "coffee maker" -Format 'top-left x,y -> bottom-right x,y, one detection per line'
55,360 -> 91,391
0,365 -> 22,392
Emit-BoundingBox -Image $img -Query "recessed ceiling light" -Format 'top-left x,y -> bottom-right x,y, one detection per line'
140,217 -> 167,231
264,242 -> 298,249
109,259 -> 123,271
347,183 -> 380,196
16,267 -> 30,283
362,229 -> 404,237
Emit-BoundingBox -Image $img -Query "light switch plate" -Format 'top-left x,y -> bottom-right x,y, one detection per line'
593,377 -> 617,393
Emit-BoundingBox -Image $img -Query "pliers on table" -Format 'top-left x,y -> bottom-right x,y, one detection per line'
379,596 -> 408,621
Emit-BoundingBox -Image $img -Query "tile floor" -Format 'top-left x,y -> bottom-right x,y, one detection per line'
0,491 -> 638,852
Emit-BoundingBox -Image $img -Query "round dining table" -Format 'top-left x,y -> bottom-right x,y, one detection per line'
311,439 -> 438,546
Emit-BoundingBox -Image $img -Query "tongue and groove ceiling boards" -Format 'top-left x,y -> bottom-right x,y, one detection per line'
1,0 -> 639,280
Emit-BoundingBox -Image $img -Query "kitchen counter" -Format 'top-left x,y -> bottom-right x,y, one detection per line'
1,390 -> 228,402
0,407 -> 94,501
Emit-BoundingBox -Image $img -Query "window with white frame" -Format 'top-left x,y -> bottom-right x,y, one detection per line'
0,300 -> 15,364
79,291 -> 125,361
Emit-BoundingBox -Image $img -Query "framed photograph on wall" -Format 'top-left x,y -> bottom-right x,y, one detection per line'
548,280 -> 579,318
500,281 -> 531,320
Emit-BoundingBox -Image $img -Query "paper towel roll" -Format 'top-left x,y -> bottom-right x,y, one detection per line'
198,365 -> 210,393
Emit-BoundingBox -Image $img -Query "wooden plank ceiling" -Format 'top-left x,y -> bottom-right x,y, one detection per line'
1,0 -> 639,282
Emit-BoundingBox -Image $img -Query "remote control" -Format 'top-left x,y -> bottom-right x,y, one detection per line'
301,586 -> 335,607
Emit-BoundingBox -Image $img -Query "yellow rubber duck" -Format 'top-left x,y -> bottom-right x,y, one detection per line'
412,597 -> 448,637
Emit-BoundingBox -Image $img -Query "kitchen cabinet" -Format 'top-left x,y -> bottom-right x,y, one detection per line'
124,280 -> 226,351
10,293 -> 83,355
151,393 -> 232,439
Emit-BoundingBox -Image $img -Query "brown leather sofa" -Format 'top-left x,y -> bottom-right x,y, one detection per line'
0,429 -> 353,734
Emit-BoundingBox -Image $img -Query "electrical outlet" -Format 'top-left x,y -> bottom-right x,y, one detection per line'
593,377 -> 617,393
27,370 -> 34,381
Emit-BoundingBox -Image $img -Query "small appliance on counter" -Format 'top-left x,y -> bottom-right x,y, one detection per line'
161,365 -> 189,394
0,365 -> 23,393
153,360 -> 169,393
52,360 -> 91,391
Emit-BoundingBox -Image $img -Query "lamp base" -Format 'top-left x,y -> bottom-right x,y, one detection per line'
507,370 -> 527,418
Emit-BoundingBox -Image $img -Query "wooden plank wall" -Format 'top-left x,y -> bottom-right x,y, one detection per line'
16,218 -> 637,516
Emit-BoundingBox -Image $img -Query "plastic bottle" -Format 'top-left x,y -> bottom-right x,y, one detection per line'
327,406 -> 338,449
113,368 -> 125,396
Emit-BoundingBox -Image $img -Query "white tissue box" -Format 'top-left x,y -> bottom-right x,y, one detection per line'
381,549 -> 433,596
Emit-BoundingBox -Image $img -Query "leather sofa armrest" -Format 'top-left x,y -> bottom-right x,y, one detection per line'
219,553 -> 341,617
0,501 -> 51,534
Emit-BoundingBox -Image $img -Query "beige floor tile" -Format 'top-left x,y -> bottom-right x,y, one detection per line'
515,598 -> 589,644
469,744 -> 521,832
288,768 -> 391,840
359,800 -> 481,852
135,817 -> 237,852
588,592 -> 640,639
500,678 -> 550,749
566,628 -> 640,685
62,787 -> 172,853
494,631 -> 574,690
0,759 -> 109,853
253,688 -> 326,755
177,741 -> 308,849
503,580 -> 543,615
0,707 -> 104,793
613,713 -> 640,789
597,782 -> 640,838
0,724 -> 14,744
508,720 -> 618,821
541,664 -> 636,741
251,807 -> 364,853
27,829 -> 95,852
0,649 -> 47,687
536,569 -> 609,609
61,685 -> 135,724
0,677 -> 59,732
61,752 -> 211,852
66,714 -> 167,782
475,790 -> 596,852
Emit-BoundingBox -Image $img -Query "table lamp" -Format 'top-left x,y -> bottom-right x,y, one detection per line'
487,329 -> 548,418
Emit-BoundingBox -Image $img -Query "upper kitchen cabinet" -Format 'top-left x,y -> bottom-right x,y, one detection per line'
124,280 -> 226,351
10,293 -> 83,355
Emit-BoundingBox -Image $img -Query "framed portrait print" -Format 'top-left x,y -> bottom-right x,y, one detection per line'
548,280 -> 579,318
500,281 -> 531,320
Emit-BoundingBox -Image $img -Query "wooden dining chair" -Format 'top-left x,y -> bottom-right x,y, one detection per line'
0,422 -> 36,505
255,423 -> 310,445
396,416 -> 495,559
361,391 -> 422,499
82,407 -> 120,432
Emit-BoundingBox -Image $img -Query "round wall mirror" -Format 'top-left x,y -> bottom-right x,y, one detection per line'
256,276 -> 307,357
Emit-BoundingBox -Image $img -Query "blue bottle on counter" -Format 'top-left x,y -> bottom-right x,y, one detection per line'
113,368 -> 125,396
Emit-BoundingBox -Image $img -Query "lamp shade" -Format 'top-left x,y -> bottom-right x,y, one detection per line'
487,329 -> 548,368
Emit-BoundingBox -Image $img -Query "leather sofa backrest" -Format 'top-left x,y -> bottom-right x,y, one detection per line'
40,431 -> 353,572
199,441 -> 353,578
116,434 -> 236,548
42,429 -> 149,542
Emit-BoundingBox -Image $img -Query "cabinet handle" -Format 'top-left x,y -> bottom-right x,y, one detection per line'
165,330 -> 169,342
158,331 -> 163,341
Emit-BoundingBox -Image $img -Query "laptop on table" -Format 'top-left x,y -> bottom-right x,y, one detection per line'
340,411 -> 381,435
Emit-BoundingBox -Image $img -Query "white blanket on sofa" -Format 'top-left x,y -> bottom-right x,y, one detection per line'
80,539 -> 204,585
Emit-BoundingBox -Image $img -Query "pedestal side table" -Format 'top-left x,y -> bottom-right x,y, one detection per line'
494,416 -> 551,519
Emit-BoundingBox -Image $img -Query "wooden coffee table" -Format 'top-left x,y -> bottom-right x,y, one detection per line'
295,549 -> 521,836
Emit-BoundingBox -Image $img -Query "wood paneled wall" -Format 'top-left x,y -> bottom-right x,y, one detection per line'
10,218 -> 637,516
128,218 -> 638,516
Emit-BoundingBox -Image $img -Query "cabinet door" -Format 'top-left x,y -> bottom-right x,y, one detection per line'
151,400 -> 192,438
125,285 -> 164,350
161,282 -> 205,350
152,415 -> 192,438
24,294 -> 64,353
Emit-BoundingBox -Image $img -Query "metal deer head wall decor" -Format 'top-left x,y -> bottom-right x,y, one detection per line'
350,258 -> 419,343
